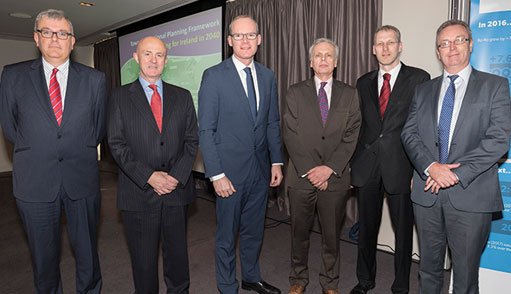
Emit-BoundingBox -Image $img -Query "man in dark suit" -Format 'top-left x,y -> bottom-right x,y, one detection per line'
282,38 -> 361,294
198,15 -> 283,294
0,9 -> 106,293
401,20 -> 511,293
107,36 -> 198,294
350,25 -> 430,294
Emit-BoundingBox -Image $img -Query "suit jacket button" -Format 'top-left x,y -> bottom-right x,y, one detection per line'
322,136 -> 325,140
379,134 -> 383,138
160,142 -> 164,146
59,158 -> 63,162
57,134 -> 62,139
161,164 -> 165,167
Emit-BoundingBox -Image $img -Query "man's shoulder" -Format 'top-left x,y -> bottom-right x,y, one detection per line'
332,78 -> 355,91
401,64 -> 430,79
357,69 -> 378,84
70,60 -> 104,78
163,81 -> 192,97
254,60 -> 274,76
2,59 -> 38,76
471,68 -> 507,84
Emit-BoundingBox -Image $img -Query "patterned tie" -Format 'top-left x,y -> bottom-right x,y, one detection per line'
379,73 -> 391,119
318,81 -> 328,126
49,68 -> 63,125
438,75 -> 458,163
243,67 -> 257,121
149,84 -> 162,132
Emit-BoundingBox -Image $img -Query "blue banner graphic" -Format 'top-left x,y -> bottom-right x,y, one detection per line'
470,0 -> 511,273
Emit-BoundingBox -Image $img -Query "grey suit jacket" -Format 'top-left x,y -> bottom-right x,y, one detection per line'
401,68 -> 511,213
0,58 -> 107,202
282,78 -> 361,191
107,80 -> 198,210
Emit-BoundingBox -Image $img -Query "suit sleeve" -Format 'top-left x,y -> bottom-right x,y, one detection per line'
198,69 -> 224,178
0,66 -> 18,144
324,87 -> 361,175
93,71 -> 107,145
453,78 -> 511,188
401,86 -> 438,180
107,89 -> 154,189
266,74 -> 283,164
282,86 -> 319,175
168,92 -> 199,186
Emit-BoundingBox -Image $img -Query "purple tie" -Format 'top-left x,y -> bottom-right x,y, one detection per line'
318,82 -> 328,126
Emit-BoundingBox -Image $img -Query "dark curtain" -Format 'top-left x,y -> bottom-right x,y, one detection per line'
225,0 -> 382,219
94,37 -> 121,163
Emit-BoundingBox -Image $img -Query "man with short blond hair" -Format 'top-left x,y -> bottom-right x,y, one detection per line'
350,25 -> 430,294
0,9 -> 106,293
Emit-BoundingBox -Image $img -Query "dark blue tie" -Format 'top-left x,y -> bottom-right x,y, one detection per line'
244,67 -> 257,121
438,75 -> 458,163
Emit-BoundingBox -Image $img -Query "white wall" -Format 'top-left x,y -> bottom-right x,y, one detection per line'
0,38 -> 94,172
376,0 -> 449,258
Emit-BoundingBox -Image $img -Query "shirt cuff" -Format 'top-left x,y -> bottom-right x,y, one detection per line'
272,163 -> 283,166
424,162 -> 436,177
210,173 -> 226,182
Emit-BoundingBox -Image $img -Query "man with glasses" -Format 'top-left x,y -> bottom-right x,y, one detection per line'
401,20 -> 511,293
282,38 -> 361,294
350,25 -> 429,294
0,9 -> 106,293
198,15 -> 283,294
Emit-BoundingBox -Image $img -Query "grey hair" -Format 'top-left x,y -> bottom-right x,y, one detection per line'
34,9 -> 74,35
228,15 -> 258,35
436,19 -> 472,42
374,25 -> 401,43
309,38 -> 339,60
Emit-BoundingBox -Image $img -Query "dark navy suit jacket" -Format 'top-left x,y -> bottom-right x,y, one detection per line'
198,57 -> 283,184
0,58 -> 107,202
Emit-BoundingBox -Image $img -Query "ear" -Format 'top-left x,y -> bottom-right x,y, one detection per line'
227,35 -> 233,47
71,36 -> 75,50
372,45 -> 376,55
34,32 -> 40,47
133,52 -> 139,64
334,58 -> 338,68
164,56 -> 169,65
398,42 -> 403,53
469,39 -> 473,53
256,34 -> 262,46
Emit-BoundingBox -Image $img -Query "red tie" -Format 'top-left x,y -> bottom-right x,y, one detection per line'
379,73 -> 391,119
149,84 -> 162,132
49,68 -> 63,125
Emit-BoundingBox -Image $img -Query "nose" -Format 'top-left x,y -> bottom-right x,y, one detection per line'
51,32 -> 59,41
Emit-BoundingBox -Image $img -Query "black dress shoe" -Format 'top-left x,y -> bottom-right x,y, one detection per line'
241,280 -> 281,294
350,283 -> 375,294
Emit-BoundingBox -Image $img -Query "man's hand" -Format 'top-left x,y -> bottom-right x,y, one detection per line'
318,181 -> 328,191
307,165 -> 334,187
213,177 -> 236,198
148,171 -> 179,195
427,162 -> 460,188
270,165 -> 283,187
424,177 -> 442,194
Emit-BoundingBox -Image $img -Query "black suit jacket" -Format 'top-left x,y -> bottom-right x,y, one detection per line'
0,58 -> 107,202
351,63 -> 430,194
107,80 -> 198,211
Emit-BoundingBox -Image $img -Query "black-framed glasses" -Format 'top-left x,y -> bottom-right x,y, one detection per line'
437,36 -> 470,49
36,29 -> 73,40
230,33 -> 258,41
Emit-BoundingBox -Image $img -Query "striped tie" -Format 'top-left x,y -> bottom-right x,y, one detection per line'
149,84 -> 162,132
379,73 -> 391,118
49,68 -> 63,125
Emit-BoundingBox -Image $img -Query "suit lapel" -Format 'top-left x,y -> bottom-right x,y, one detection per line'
128,80 -> 161,134
161,82 -> 176,133
367,71 -> 381,121
451,70 -> 478,141
384,65 -> 409,117
304,79 -> 324,127
29,59 -> 59,127
226,58 -> 255,124
60,61 -> 81,128
254,62 -> 264,125
430,76 -> 443,139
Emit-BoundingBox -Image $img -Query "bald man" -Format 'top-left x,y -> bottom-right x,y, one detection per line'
107,36 -> 199,294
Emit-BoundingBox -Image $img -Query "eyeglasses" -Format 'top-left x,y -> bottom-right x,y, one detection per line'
437,36 -> 469,49
230,33 -> 258,41
36,29 -> 73,40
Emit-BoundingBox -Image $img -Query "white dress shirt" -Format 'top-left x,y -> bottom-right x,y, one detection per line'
42,57 -> 70,111
232,56 -> 260,110
314,76 -> 333,108
377,62 -> 402,92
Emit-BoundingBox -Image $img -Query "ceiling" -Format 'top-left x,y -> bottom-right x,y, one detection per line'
0,0 -> 198,45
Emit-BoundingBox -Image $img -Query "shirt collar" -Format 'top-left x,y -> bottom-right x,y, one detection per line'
138,76 -> 163,91
443,64 -> 472,83
378,62 -> 402,80
42,57 -> 69,74
232,55 -> 255,73
314,75 -> 333,89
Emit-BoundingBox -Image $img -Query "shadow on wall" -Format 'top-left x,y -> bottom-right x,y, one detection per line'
0,126 -> 14,172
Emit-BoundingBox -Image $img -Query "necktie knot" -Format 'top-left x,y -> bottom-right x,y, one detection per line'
383,73 -> 391,81
149,84 -> 157,92
52,68 -> 59,76
320,81 -> 327,89
448,74 -> 459,83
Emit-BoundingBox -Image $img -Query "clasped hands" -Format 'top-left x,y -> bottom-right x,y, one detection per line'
424,162 -> 460,194
306,165 -> 333,191
147,171 -> 179,195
